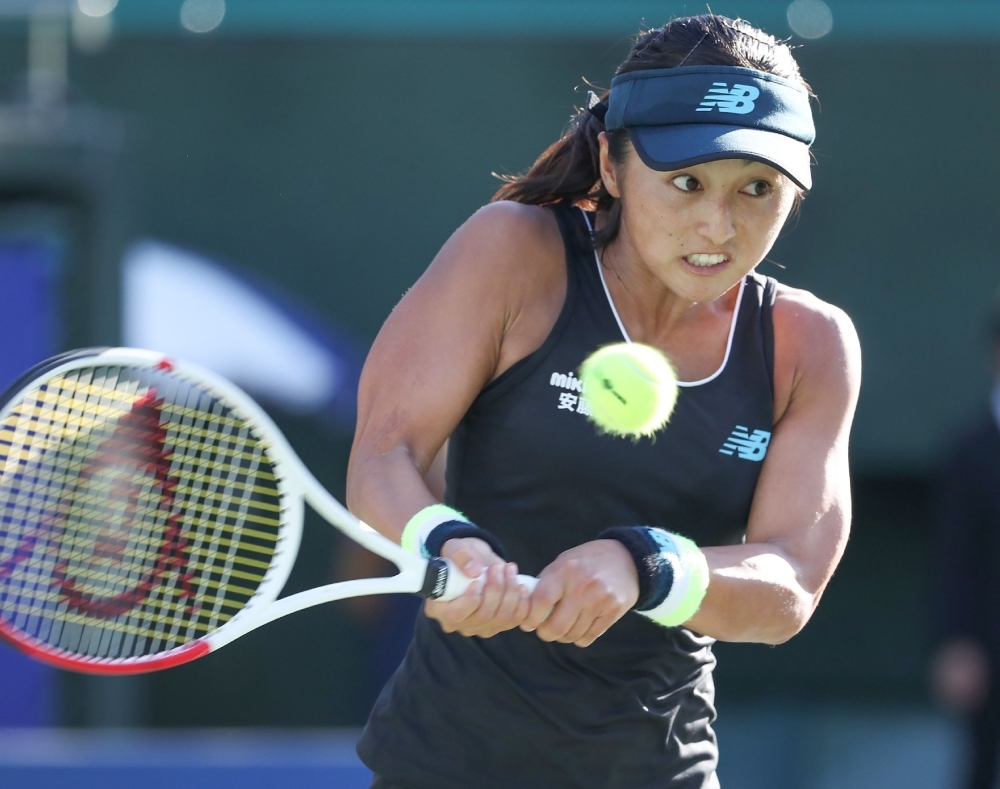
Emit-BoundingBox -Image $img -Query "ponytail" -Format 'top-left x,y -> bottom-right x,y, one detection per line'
491,92 -> 628,249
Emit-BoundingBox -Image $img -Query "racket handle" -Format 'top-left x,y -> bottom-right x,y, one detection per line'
515,574 -> 538,591
432,558 -> 537,601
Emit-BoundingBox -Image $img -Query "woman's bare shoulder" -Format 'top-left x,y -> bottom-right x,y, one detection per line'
461,202 -> 572,371
442,201 -> 564,280
772,283 -> 858,353
426,200 -> 567,334
771,282 -> 861,418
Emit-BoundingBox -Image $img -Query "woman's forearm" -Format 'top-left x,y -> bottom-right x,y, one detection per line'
346,446 -> 439,543
685,543 -> 819,645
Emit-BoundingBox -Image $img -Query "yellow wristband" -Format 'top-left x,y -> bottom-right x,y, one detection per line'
400,504 -> 469,557
637,533 -> 709,628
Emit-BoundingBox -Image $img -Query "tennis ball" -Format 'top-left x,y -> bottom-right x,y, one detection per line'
578,342 -> 678,439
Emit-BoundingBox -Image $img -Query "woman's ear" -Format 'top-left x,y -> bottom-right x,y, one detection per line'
598,132 -> 621,199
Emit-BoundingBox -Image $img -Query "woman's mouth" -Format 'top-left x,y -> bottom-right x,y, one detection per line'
682,253 -> 730,274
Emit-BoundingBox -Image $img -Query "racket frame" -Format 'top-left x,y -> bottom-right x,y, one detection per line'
0,348 -> 471,674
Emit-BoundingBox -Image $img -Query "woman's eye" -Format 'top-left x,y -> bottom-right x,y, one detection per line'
671,175 -> 700,192
742,179 -> 771,197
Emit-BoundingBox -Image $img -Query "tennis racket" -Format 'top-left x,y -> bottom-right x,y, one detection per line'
0,347 -> 534,675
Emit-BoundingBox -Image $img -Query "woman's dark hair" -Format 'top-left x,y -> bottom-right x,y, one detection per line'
491,14 -> 812,248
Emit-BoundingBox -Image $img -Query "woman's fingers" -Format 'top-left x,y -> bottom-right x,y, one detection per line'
463,562 -> 506,629
425,560 -> 528,638
535,600 -> 585,643
430,538 -> 637,644
442,537 -> 493,578
478,563 -> 531,637
535,581 -> 605,643
522,540 -> 639,646
572,611 -> 618,648
459,563 -> 529,637
520,573 -> 562,633
425,577 -> 484,632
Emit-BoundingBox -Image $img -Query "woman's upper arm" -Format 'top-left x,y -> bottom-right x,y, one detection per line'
350,201 -> 562,483
745,290 -> 862,596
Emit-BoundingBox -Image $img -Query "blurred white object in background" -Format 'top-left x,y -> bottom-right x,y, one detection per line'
123,240 -> 339,415
76,0 -> 117,17
787,0 -> 834,39
180,0 -> 225,34
72,0 -> 115,52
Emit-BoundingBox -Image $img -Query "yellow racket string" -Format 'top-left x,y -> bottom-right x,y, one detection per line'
2,583 -> 252,633
0,481 -> 284,536
1,414 -> 280,485
24,381 -> 257,431
0,365 -> 283,660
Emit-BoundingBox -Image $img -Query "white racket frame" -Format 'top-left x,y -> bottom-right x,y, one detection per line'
0,347 -> 495,674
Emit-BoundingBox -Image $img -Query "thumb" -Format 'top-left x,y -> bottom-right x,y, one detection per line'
444,542 -> 485,579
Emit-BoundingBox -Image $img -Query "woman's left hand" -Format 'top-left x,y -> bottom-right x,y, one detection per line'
520,539 -> 639,647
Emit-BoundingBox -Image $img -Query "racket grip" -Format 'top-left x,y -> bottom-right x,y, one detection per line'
431,558 -> 537,601
515,574 -> 538,592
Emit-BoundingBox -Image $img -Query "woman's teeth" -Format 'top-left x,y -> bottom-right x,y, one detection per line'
685,254 -> 729,267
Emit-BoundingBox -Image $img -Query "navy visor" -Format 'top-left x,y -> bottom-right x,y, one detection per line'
605,66 -> 815,189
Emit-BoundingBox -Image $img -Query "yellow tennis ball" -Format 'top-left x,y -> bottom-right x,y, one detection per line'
578,342 -> 678,439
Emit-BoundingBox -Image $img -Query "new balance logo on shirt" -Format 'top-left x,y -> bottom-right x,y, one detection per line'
697,83 -> 759,115
719,426 -> 771,461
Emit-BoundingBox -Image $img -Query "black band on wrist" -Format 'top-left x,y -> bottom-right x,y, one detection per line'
418,557 -> 449,599
597,526 -> 675,611
424,520 -> 508,561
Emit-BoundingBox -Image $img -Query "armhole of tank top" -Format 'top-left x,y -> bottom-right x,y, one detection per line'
469,203 -> 583,409
760,274 -> 777,401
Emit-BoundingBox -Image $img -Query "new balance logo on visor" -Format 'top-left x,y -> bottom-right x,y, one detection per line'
719,426 -> 771,461
696,83 -> 760,115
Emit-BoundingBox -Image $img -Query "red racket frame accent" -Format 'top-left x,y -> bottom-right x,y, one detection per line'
51,392 -> 198,620
0,347 -> 471,674
0,616 -> 210,674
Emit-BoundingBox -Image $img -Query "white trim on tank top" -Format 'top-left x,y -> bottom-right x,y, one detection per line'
581,209 -> 745,388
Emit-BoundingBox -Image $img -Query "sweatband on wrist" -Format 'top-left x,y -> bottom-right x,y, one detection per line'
400,503 -> 507,560
598,527 -> 709,628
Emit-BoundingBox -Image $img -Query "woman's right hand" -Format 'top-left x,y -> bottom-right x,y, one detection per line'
424,537 -> 532,638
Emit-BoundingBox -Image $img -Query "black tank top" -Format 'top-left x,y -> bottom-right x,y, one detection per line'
358,204 -> 777,789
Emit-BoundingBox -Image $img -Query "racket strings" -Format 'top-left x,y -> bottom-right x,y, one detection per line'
0,365 -> 283,662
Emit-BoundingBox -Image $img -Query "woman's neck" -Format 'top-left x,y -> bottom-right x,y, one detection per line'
596,217 -> 739,344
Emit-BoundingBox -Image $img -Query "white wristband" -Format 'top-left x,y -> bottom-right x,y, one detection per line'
400,504 -> 469,558
637,532 -> 710,628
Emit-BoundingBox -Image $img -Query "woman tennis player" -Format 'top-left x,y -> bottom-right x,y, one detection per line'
347,14 -> 860,789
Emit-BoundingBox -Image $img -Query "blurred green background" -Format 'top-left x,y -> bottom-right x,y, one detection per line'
0,1 -> 997,786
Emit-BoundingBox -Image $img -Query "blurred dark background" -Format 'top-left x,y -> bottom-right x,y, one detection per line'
0,1 -> 997,787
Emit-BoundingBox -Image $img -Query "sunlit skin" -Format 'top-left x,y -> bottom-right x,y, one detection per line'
349,136 -> 859,649
596,134 -> 798,380
444,148 -> 805,644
